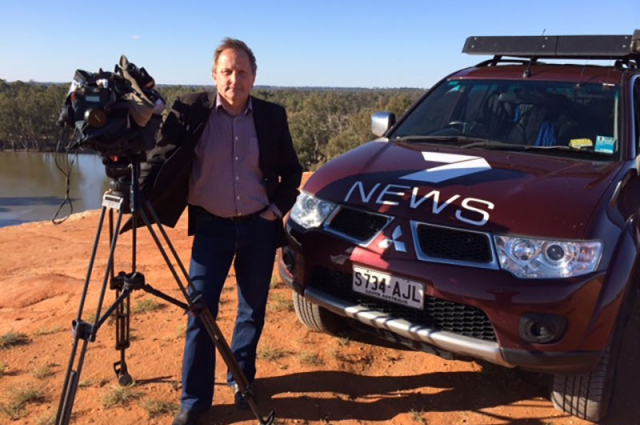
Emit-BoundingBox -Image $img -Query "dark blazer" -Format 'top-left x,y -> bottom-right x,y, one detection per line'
139,91 -> 303,246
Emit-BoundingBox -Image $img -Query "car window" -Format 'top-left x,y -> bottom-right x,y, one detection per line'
391,79 -> 620,159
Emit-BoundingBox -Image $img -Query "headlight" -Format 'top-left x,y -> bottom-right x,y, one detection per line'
290,192 -> 337,229
494,236 -> 602,279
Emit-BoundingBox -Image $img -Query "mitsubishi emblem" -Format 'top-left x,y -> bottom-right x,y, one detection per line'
378,225 -> 407,253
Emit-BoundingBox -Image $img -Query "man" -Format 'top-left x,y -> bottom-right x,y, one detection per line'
140,38 -> 302,425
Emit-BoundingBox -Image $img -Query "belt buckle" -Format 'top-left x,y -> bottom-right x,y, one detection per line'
232,212 -> 257,222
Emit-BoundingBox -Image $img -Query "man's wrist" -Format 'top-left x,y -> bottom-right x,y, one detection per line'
259,208 -> 278,221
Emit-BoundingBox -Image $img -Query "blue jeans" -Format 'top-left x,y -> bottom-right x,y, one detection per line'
180,213 -> 277,411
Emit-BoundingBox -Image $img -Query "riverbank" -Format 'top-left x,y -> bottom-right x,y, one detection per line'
0,151 -> 109,228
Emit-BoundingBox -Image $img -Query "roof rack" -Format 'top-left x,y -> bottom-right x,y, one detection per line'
463,30 -> 640,61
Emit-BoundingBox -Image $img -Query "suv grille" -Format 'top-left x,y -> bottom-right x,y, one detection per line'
311,266 -> 497,342
326,207 -> 390,243
415,223 -> 493,264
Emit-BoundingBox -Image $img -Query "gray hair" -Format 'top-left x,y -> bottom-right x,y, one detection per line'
213,38 -> 257,74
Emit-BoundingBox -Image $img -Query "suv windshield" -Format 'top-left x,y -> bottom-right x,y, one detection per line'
391,79 -> 620,159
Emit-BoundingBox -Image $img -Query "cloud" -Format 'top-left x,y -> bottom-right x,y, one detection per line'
131,35 -> 141,40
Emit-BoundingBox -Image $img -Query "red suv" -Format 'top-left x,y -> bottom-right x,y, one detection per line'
278,31 -> 640,422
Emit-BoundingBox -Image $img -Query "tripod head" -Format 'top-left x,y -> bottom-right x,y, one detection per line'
101,153 -> 146,214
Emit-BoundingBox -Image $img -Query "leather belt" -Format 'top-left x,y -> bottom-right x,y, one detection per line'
216,211 -> 262,222
196,206 -> 265,223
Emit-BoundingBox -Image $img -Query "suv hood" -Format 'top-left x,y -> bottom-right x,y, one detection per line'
305,140 -> 623,239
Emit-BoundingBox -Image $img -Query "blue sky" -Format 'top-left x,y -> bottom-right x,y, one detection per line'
1,0 -> 638,88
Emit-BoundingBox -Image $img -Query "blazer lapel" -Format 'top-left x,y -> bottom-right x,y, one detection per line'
252,96 -> 270,153
186,92 -> 216,147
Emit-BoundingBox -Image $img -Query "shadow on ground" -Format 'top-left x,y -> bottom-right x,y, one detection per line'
199,368 -> 554,424
198,305 -> 640,425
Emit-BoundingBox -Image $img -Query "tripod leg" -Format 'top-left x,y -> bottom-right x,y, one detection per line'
106,203 -> 135,386
55,323 -> 91,425
56,203 -> 130,424
140,203 -> 191,298
113,291 -> 132,386
56,206 -> 110,425
194,305 -> 275,425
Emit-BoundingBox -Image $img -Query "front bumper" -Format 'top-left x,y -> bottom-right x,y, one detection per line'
279,258 -> 602,374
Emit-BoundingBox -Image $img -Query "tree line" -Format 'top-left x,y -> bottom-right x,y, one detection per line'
0,79 -> 423,170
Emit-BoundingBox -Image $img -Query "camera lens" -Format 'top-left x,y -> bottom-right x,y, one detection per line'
85,109 -> 108,128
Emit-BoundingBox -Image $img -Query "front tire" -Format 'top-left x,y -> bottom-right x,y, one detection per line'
551,343 -> 616,422
551,287 -> 638,422
292,291 -> 346,334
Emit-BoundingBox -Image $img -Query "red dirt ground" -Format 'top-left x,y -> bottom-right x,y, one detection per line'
0,185 -> 638,425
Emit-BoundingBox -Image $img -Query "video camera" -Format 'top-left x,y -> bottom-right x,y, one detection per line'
58,55 -> 165,160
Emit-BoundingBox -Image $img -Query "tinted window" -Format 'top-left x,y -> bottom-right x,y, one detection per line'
391,79 -> 619,157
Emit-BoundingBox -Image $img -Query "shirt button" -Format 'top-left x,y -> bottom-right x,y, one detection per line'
235,157 -> 239,161
237,196 -> 240,200
235,176 -> 239,180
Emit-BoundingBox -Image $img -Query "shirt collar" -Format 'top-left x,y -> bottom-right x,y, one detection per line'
215,92 -> 253,116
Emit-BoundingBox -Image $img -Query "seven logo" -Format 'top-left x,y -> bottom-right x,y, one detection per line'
378,225 -> 407,253
400,152 -> 491,183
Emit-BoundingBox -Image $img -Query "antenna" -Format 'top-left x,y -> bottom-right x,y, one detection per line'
523,28 -> 546,78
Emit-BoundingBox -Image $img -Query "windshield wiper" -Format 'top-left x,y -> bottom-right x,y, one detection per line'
458,140 -> 528,150
392,135 -> 497,145
523,145 -> 581,151
522,145 -> 614,157
393,136 -> 614,158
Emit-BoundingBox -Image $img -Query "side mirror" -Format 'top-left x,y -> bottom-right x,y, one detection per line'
371,112 -> 396,137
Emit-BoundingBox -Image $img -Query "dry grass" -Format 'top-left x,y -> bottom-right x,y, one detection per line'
0,386 -> 45,420
140,398 -> 180,419
409,408 -> 428,424
33,326 -> 64,336
100,384 -> 140,408
337,335 -> 351,347
268,292 -> 294,313
330,348 -> 350,363
31,363 -> 55,380
132,298 -> 164,314
0,330 -> 29,349
78,377 -> 109,388
259,345 -> 286,361
298,351 -> 322,366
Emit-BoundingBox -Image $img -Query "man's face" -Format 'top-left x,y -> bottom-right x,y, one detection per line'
213,48 -> 255,110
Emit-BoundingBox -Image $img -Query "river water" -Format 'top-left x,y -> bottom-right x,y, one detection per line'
0,152 -> 110,228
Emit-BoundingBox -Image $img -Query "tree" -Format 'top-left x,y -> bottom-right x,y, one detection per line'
0,82 -> 424,161
325,108 -> 375,161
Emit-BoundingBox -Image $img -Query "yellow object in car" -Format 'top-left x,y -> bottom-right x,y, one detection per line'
569,138 -> 593,149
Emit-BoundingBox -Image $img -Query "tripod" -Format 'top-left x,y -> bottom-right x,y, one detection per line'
55,156 -> 275,425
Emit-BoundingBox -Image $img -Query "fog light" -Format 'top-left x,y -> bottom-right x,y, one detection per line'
519,313 -> 567,344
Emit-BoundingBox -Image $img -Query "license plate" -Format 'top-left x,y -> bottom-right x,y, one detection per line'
352,266 -> 424,310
